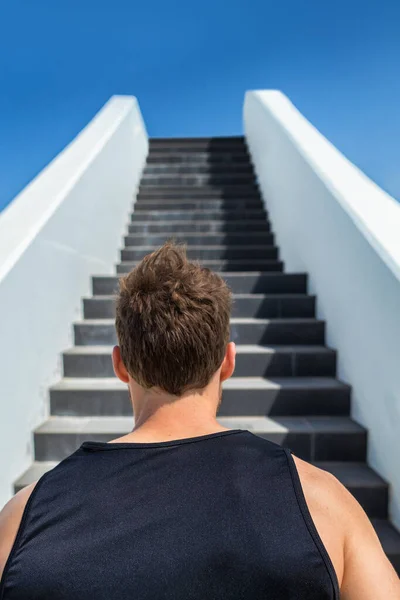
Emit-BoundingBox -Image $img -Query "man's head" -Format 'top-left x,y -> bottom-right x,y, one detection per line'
113,241 -> 235,400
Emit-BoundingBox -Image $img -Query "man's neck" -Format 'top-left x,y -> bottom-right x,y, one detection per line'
108,385 -> 227,444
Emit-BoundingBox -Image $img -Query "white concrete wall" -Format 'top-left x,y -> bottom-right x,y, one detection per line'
0,96 -> 148,507
244,90 -> 400,529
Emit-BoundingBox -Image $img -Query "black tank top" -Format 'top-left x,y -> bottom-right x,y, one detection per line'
0,429 -> 339,599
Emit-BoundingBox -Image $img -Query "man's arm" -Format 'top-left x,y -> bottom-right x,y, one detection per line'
294,456 -> 400,599
0,483 -> 37,580
339,480 -> 400,599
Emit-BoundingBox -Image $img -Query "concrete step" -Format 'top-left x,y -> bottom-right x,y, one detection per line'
123,232 -> 275,247
128,221 -> 271,233
137,189 -> 260,200
49,377 -> 351,418
120,245 -> 278,262
28,416 -> 363,464
84,293 -> 315,319
147,152 -> 250,165
150,136 -> 245,143
140,174 -> 256,186
116,259 -> 284,274
117,259 -> 284,274
130,209 -> 267,222
316,462 -> 389,519
137,187 -> 260,199
134,199 -> 264,211
92,273 -> 308,296
148,137 -> 246,152
73,318 -> 325,346
143,163 -> 254,175
63,345 -> 336,379
138,184 -> 259,195
27,416 -> 366,464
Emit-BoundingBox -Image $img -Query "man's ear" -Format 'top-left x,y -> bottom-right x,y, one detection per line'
220,342 -> 236,383
112,346 -> 130,383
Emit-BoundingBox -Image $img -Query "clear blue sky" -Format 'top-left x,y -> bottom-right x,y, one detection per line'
0,0 -> 399,212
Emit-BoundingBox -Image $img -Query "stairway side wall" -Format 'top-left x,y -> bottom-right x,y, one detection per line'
0,96 -> 148,507
244,90 -> 400,529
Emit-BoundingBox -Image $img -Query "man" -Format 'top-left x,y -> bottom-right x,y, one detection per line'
0,242 -> 399,599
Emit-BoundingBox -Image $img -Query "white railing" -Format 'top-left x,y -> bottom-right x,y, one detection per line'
244,90 -> 400,529
0,96 -> 148,506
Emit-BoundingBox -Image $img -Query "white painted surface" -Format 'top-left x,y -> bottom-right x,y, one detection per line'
0,96 -> 148,507
244,90 -> 400,528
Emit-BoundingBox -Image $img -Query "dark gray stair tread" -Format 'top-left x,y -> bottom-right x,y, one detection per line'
63,344 -> 336,379
315,462 -> 388,487
51,376 -> 348,392
121,244 -> 277,251
49,370 -> 355,432
84,293 -> 311,302
51,376 -> 350,397
17,411 -> 364,440
117,260 -> 284,274
140,175 -> 256,185
136,189 -> 260,198
138,189 -> 260,197
129,219 -> 268,225
149,136 -> 245,143
123,244 -> 274,251
50,375 -> 351,418
85,293 -> 311,301
131,211 -> 266,221
117,259 -> 282,268
32,414 -> 362,435
64,344 -> 334,356
134,199 -> 263,207
128,222 -> 271,233
92,273 -> 307,295
132,195 -> 265,206
51,377 -> 127,391
83,293 -> 316,320
147,153 -> 250,163
229,318 -> 323,324
143,164 -> 253,174
131,209 -> 265,214
134,201 -> 264,210
313,463 -> 389,520
136,193 -> 260,201
26,419 -> 370,474
124,233 -> 274,244
224,376 -> 348,390
74,320 -> 324,349
147,143 -> 247,152
141,170 -> 254,178
121,246 -> 278,261
119,261 -> 277,266
138,185 -> 259,194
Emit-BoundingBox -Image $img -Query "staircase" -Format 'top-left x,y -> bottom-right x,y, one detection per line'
15,136 -> 400,573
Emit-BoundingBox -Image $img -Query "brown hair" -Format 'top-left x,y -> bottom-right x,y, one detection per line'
115,241 -> 232,396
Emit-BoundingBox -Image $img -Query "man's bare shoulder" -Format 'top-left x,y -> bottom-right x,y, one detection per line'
0,482 -> 37,580
293,455 -> 349,513
292,455 -> 400,598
